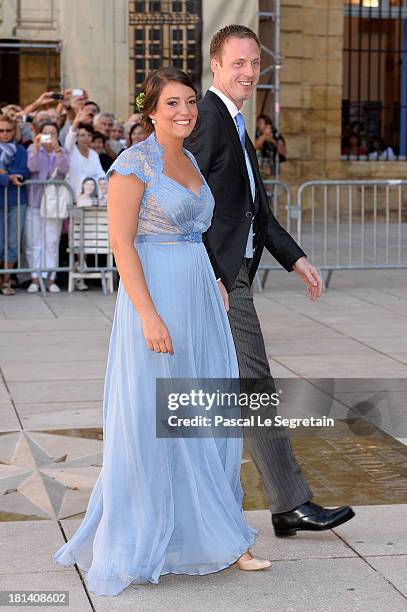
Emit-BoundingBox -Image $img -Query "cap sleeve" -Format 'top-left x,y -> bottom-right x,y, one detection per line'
105,145 -> 153,185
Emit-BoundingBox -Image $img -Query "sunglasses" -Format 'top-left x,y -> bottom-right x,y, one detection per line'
0,128 -> 13,133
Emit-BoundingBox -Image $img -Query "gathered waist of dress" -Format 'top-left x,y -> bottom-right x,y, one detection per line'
135,232 -> 202,244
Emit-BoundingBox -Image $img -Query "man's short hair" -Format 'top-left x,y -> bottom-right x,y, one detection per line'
84,100 -> 100,112
94,112 -> 114,124
210,24 -> 260,62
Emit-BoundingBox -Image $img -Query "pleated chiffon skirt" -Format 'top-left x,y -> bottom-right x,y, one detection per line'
53,241 -> 256,596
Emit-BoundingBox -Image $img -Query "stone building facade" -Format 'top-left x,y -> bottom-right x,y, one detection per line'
278,0 -> 407,190
1,0 -> 406,190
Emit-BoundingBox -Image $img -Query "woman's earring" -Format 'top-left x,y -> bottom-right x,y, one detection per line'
151,118 -> 156,124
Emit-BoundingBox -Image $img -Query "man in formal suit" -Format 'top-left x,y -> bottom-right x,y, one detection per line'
185,24 -> 355,536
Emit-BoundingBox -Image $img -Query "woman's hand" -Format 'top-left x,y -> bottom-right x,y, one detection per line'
51,135 -> 62,153
33,133 -> 42,151
141,313 -> 174,354
217,280 -> 230,312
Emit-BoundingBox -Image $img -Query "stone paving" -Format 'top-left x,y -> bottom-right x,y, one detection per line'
0,269 -> 406,611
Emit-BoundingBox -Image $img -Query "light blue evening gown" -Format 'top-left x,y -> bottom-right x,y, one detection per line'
53,133 -> 256,596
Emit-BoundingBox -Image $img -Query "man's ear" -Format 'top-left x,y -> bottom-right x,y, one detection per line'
210,57 -> 219,74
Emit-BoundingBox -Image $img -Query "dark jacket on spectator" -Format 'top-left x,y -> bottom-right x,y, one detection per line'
0,143 -> 30,208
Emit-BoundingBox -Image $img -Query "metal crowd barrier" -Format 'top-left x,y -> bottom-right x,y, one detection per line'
297,180 -> 407,288
3,178 -> 406,295
256,179 -> 301,291
68,206 -> 115,294
0,179 -> 75,296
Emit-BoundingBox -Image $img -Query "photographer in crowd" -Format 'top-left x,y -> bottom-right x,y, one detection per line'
25,122 -> 69,294
255,114 -> 287,178
0,86 -> 149,291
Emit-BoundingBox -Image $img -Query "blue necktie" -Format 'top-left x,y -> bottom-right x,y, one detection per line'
235,112 -> 246,150
235,112 -> 255,258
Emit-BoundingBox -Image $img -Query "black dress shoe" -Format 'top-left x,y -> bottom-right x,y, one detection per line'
272,501 -> 355,537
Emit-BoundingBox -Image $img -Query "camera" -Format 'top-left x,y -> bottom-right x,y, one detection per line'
51,93 -> 64,101
40,134 -> 52,144
72,89 -> 84,97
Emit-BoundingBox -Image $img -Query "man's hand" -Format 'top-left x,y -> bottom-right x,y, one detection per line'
217,280 -> 230,312
293,257 -> 322,302
72,107 -> 93,129
23,91 -> 56,115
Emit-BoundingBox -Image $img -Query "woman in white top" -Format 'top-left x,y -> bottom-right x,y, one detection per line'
64,110 -> 105,200
64,111 -> 105,291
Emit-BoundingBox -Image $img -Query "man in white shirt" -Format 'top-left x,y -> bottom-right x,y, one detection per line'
185,24 -> 355,538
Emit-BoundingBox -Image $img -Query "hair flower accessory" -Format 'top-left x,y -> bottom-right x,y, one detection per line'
136,92 -> 146,112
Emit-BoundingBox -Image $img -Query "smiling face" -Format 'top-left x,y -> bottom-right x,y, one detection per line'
98,178 -> 108,194
130,124 -> 145,145
91,136 -> 104,154
211,36 -> 261,109
111,123 -> 124,140
94,115 -> 114,137
77,127 -> 93,147
83,179 -> 96,196
149,81 -> 198,141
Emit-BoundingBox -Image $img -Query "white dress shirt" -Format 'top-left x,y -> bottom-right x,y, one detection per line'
209,86 -> 255,258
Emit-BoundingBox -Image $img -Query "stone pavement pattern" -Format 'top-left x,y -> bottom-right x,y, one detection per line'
0,269 -> 406,611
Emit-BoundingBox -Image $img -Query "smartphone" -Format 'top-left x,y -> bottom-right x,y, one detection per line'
51,93 -> 64,100
40,134 -> 52,143
72,89 -> 84,97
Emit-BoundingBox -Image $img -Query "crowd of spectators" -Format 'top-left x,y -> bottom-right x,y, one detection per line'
0,89 -> 147,295
341,121 -> 396,160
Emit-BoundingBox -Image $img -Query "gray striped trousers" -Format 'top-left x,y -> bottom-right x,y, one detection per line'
227,260 -> 313,514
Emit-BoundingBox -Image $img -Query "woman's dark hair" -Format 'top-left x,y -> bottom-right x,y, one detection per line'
92,130 -> 106,143
39,121 -> 59,134
77,122 -> 94,135
257,114 -> 272,126
140,67 -> 197,135
84,100 -> 100,113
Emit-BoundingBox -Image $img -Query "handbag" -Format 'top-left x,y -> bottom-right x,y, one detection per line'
40,167 -> 71,219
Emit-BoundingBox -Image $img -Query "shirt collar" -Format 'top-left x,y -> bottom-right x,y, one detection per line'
209,86 -> 240,120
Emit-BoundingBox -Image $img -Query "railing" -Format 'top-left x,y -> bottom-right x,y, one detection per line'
297,180 -> 407,288
68,207 -> 114,294
256,179 -> 301,291
0,179 -> 75,296
2,178 -> 406,295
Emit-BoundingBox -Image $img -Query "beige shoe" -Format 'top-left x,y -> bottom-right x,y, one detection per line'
236,553 -> 272,571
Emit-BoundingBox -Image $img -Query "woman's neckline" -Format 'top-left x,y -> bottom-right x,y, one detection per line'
151,132 -> 204,198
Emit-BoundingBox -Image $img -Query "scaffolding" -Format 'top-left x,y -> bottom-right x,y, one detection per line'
257,0 -> 282,179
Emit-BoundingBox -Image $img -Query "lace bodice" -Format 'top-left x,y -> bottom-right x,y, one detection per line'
106,133 -> 214,236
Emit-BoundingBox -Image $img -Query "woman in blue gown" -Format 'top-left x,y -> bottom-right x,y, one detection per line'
53,68 -> 271,596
